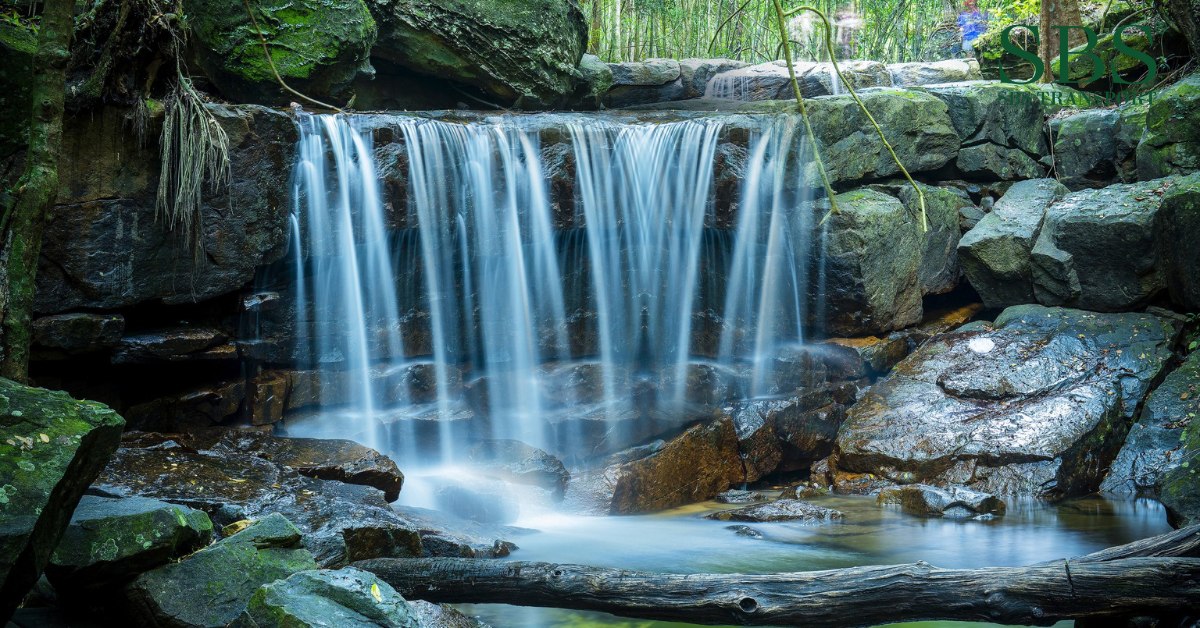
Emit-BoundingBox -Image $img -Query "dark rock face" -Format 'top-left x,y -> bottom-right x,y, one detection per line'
126,513 -> 317,628
93,436 -> 422,567
31,313 -> 125,356
877,484 -> 1005,519
1155,173 -> 1200,311
726,384 -> 853,479
468,440 -> 569,499
1102,350 -> 1200,495
369,0 -> 588,107
111,328 -> 233,365
704,499 -> 844,523
958,178 -> 1069,309
1030,177 -> 1179,311
1160,420 -> 1200,527
184,0 -> 377,104
1137,71 -> 1200,179
36,105 -> 295,313
237,567 -> 420,627
212,431 -> 404,502
0,380 -> 125,620
45,496 -> 213,595
837,305 -> 1178,498
1052,104 -> 1144,189
604,59 -> 685,107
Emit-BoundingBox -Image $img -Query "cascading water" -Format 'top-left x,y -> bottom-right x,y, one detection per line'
286,111 -> 821,481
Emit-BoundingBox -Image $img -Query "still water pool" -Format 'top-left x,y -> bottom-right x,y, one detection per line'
455,494 -> 1173,627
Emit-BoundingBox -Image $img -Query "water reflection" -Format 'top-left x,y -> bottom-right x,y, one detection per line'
457,495 -> 1171,627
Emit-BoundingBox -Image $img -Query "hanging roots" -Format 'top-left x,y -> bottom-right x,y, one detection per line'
154,75 -> 230,257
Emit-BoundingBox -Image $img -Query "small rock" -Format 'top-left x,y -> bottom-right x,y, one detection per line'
704,499 -> 844,523
714,490 -> 768,504
877,484 -> 1006,518
724,525 -> 763,538
468,440 -> 569,499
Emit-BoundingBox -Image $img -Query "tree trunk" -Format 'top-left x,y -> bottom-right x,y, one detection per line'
0,0 -> 74,381
357,525 -> 1200,627
1038,0 -> 1085,82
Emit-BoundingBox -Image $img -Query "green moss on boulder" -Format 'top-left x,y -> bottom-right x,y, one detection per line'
0,21 -> 35,157
184,0 -> 377,104
1137,72 -> 1200,178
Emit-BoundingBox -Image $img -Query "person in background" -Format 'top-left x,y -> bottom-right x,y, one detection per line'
958,0 -> 987,54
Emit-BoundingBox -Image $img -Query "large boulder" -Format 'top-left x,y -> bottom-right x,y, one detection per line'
1052,104 -> 1145,189
93,436 -> 422,567
887,59 -> 981,86
958,178 -> 1070,309
604,59 -> 685,107
45,496 -> 212,595
820,188 -> 923,335
1102,349 -> 1200,496
31,313 -> 125,357
126,513 -> 318,628
1030,176 -> 1181,311
1160,420 -> 1200,527
922,82 -> 1047,180
36,105 -> 295,313
837,305 -> 1178,498
0,380 -> 125,620
679,58 -> 747,99
1155,172 -> 1200,310
184,0 -> 377,104
1138,72 -> 1200,178
237,567 -> 420,627
369,0 -> 588,107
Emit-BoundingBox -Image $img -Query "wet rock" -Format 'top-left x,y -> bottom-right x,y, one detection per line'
604,418 -> 744,514
604,59 -> 685,107
920,82 -> 1046,180
184,0 -> 375,104
704,499 -> 843,523
570,54 -> 613,109
110,328 -> 231,364
958,178 -> 1070,309
391,506 -> 523,559
724,525 -> 763,538
703,62 -> 795,100
0,380 -> 125,619
837,305 -> 1178,498
37,105 -> 295,313
46,496 -> 212,595
1159,419 -> 1200,527
370,0 -> 587,107
1031,176 -> 1180,311
431,479 -> 519,525
877,484 -> 1005,519
903,182 -> 970,295
93,441 -> 423,567
468,440 -> 569,499
123,381 -> 246,433
1052,104 -> 1144,189
1155,172 -> 1200,310
803,61 -> 892,94
236,567 -> 419,628
887,59 -> 981,86
715,490 -> 769,504
212,431 -> 404,502
408,600 -> 490,627
1102,349 -> 1200,495
779,483 -> 829,500
821,188 -> 923,335
955,143 -> 1044,180
728,391 -> 848,477
31,313 -> 124,356
824,335 -> 910,374
1137,71 -> 1200,179
127,514 -> 317,628
679,58 -> 747,98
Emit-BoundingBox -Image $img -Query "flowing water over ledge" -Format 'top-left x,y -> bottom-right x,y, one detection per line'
454,495 -> 1172,627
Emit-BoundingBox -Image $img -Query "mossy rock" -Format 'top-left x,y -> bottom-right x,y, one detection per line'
183,0 -> 377,105
0,379 -> 125,619
369,0 -> 588,108
1160,406 -> 1200,527
1137,71 -> 1200,179
126,513 -> 317,627
236,567 -> 419,627
46,496 -> 213,594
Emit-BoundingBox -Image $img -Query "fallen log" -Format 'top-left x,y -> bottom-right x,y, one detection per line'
355,525 -> 1200,627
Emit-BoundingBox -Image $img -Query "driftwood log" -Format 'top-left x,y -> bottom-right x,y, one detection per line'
356,525 -> 1200,626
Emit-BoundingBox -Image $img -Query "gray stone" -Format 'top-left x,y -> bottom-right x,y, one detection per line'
31,313 -> 124,355
237,567 -> 419,628
958,178 -> 1069,309
1031,176 -> 1178,311
887,59 -> 981,86
1053,104 -> 1144,189
1137,71 -> 1200,179
714,490 -> 769,504
837,305 -> 1178,498
0,380 -> 125,619
678,58 -> 747,98
704,499 -> 844,523
468,440 -> 569,499
1155,172 -> 1200,310
877,484 -> 1005,518
571,54 -> 613,109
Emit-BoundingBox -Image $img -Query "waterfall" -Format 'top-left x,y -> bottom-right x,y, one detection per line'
286,112 -> 821,470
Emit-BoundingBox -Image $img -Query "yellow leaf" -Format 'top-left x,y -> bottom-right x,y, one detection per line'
370,583 -> 382,603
